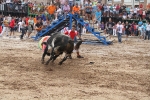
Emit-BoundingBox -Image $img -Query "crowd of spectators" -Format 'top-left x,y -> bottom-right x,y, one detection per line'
0,0 -> 150,42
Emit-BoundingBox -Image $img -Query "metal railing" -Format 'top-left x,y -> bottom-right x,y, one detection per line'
0,3 -> 28,13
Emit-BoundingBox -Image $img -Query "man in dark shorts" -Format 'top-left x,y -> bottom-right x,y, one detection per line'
84,0 -> 92,23
9,17 -> 16,38
107,18 -> 114,39
124,21 -> 131,41
35,18 -> 43,36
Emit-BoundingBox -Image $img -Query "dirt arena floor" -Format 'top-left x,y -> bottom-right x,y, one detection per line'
0,33 -> 150,100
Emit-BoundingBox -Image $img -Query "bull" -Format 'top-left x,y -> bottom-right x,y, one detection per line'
41,33 -> 74,65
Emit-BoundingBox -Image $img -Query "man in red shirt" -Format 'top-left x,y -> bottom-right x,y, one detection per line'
9,17 -> 16,38
65,25 -> 84,58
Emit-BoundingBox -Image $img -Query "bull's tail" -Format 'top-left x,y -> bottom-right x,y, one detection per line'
75,40 -> 82,50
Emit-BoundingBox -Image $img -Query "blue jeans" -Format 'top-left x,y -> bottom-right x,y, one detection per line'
74,37 -> 77,43
146,31 -> 150,40
148,31 -> 150,40
20,28 -> 26,39
117,32 -> 122,43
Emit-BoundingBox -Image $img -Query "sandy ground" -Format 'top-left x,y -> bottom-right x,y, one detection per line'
0,33 -> 150,100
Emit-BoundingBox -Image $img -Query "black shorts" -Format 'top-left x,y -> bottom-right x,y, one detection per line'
86,12 -> 92,15
10,27 -> 14,32
108,29 -> 113,35
125,30 -> 131,35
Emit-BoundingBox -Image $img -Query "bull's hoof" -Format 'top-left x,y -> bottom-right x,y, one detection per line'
45,62 -> 49,65
41,61 -> 44,64
58,62 -> 62,65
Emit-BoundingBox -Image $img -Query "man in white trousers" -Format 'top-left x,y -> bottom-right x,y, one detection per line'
0,17 -> 9,37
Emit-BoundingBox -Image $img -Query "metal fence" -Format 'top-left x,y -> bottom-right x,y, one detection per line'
0,4 -> 5,11
0,3 -> 28,14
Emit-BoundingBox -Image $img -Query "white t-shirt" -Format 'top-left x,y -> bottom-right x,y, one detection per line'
57,8 -> 62,15
146,24 -> 150,31
130,9 -> 133,14
20,21 -> 25,28
123,15 -> 127,19
134,8 -> 138,13
18,21 -> 22,26
116,24 -> 123,33
7,16 -> 12,23
113,6 -> 116,11
143,11 -> 146,15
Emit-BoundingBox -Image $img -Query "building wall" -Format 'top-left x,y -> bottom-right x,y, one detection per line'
29,0 -> 149,8
101,0 -> 147,8
147,0 -> 150,4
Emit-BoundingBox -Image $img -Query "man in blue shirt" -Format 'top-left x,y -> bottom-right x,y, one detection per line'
41,12 -> 47,28
95,8 -> 102,24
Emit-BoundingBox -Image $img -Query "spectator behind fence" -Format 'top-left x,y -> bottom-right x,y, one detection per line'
47,3 -> 56,21
72,3 -> 80,15
56,6 -> 62,20
63,2 -> 70,19
84,0 -> 92,23
95,8 -> 102,28
41,11 -> 47,28
33,1 -> 38,13
68,0 -> 74,11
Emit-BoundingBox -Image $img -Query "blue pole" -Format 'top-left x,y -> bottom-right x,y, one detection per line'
69,13 -> 72,30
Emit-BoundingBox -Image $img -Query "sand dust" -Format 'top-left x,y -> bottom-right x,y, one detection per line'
0,33 -> 150,100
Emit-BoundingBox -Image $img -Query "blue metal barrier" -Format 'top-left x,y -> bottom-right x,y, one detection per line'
32,13 -> 112,45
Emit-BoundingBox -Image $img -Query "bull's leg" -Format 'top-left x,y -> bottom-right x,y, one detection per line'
52,52 -> 63,62
45,55 -> 53,65
41,52 -> 47,64
45,49 -> 54,65
51,55 -> 59,63
58,54 -> 69,65
41,47 -> 48,64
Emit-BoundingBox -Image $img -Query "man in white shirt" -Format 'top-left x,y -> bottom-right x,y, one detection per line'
146,21 -> 150,40
20,17 -> 26,39
7,14 -> 12,23
116,21 -> 124,43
